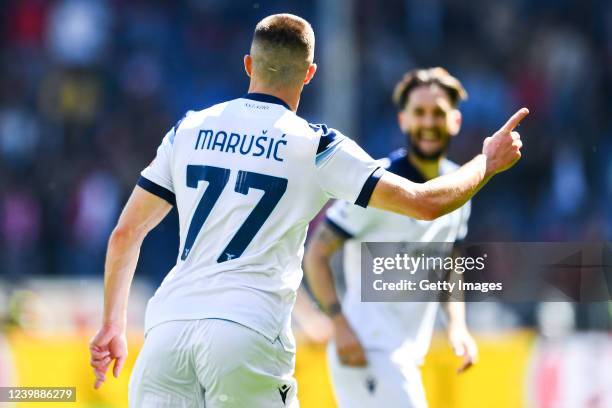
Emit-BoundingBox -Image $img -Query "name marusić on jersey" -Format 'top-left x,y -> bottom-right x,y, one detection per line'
194,129 -> 287,162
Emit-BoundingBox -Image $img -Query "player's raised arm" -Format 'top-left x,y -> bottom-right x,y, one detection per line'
369,108 -> 528,220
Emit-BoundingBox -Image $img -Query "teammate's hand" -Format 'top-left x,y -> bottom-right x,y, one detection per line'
294,309 -> 334,345
333,314 -> 367,367
89,323 -> 128,389
482,107 -> 529,176
292,287 -> 334,345
448,325 -> 478,374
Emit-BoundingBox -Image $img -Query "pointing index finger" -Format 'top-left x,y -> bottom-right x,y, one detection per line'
501,107 -> 529,132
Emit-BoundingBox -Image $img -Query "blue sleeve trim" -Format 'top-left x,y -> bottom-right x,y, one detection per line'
324,216 -> 354,239
355,167 -> 385,208
169,110 -> 191,145
137,176 -> 175,206
168,127 -> 176,144
311,123 -> 338,155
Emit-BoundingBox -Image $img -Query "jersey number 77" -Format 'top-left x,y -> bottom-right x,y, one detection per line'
181,165 -> 288,263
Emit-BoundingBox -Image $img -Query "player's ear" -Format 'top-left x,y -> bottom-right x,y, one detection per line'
303,63 -> 317,85
244,55 -> 253,78
448,108 -> 462,136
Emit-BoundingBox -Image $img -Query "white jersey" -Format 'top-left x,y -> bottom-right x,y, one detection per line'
326,148 -> 470,364
138,93 -> 383,342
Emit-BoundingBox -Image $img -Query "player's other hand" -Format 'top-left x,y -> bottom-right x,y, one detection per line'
448,325 -> 478,374
89,323 -> 128,389
482,107 -> 529,176
333,314 -> 367,367
294,309 -> 334,345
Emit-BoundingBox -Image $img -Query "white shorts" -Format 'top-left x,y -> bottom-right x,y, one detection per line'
327,342 -> 427,408
129,318 -> 298,408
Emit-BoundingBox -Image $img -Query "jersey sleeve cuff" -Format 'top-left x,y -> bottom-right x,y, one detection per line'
324,216 -> 354,239
354,167 -> 385,208
137,176 -> 176,206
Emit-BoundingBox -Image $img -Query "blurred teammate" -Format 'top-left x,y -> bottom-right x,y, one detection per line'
88,14 -> 527,408
304,68 -> 479,408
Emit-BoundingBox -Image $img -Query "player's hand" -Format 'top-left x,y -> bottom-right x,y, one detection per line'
448,325 -> 478,374
292,288 -> 334,345
294,309 -> 334,345
482,107 -> 529,176
89,323 -> 128,389
333,314 -> 367,367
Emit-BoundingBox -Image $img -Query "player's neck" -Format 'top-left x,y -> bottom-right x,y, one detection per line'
407,151 -> 441,181
247,83 -> 300,112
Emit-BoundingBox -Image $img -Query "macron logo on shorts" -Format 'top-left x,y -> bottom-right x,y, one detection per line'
278,384 -> 291,404
366,375 -> 377,394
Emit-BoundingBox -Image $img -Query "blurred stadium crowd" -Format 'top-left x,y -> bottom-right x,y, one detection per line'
0,0 -> 610,284
0,2 -> 611,406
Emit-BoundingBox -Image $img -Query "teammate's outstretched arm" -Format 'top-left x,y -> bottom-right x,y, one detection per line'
369,108 -> 528,220
89,186 -> 172,389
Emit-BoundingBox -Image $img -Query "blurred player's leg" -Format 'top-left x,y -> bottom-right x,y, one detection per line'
193,318 -> 298,408
327,342 -> 427,408
128,320 -> 205,407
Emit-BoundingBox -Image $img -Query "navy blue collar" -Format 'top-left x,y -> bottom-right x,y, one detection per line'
387,149 -> 429,183
243,93 -> 291,110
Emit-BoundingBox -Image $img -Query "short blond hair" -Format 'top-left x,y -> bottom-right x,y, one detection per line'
250,14 -> 315,87
393,67 -> 468,110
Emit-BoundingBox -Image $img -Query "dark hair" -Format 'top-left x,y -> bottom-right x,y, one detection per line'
393,67 -> 468,110
253,14 -> 314,59
251,14 -> 315,86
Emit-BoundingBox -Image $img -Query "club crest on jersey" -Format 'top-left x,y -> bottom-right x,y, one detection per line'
194,129 -> 287,162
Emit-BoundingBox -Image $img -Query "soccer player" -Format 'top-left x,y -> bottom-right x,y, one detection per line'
88,14 -> 527,408
304,67 -> 480,408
